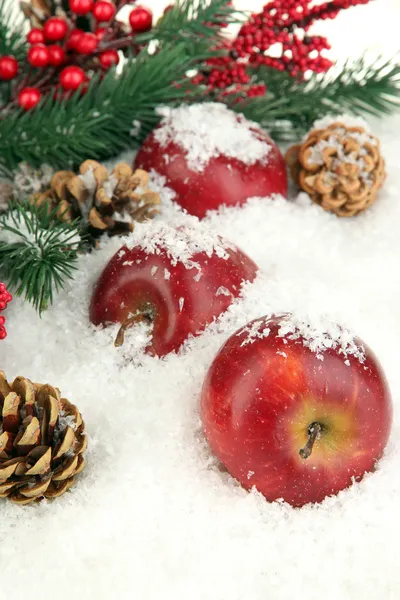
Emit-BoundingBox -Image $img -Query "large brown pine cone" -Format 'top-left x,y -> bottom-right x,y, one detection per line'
31,161 -> 160,241
285,121 -> 386,217
0,372 -> 87,505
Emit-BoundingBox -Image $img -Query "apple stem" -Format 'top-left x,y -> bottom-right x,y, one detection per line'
114,310 -> 153,348
299,422 -> 323,459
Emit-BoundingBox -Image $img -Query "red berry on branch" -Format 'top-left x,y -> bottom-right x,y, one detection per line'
60,65 -> 87,90
27,44 -> 50,68
27,28 -> 45,44
129,6 -> 153,33
43,17 -> 69,42
66,28 -> 84,50
95,27 -> 107,41
99,49 -> 119,69
0,55 -> 18,81
69,0 -> 94,15
92,1 -> 116,22
18,87 -> 41,110
76,32 -> 98,54
48,45 -> 66,67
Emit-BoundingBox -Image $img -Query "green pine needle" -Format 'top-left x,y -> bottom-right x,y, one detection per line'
234,57 -> 400,140
0,202 -> 81,314
0,43 -> 209,172
136,0 -> 243,48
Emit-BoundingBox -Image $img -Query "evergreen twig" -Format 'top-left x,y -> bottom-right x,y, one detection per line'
0,44 -> 199,171
234,57 -> 400,140
136,0 -> 243,48
0,201 -> 81,313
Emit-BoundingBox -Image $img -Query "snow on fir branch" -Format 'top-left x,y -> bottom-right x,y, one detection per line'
0,201 -> 82,313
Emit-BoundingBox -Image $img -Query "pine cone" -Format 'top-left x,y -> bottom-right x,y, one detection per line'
0,372 -> 87,505
285,122 -> 386,217
20,0 -> 53,26
31,160 -> 160,240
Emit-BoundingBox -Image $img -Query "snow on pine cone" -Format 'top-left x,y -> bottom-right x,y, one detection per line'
285,121 -> 386,217
0,373 -> 87,505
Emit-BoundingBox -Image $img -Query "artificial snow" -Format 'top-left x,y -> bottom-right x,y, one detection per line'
235,313 -> 365,363
125,215 -> 234,271
155,103 -> 271,172
312,113 -> 372,132
2,114 -> 400,600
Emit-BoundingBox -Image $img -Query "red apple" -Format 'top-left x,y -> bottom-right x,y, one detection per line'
134,103 -> 288,219
90,222 -> 258,356
201,314 -> 392,507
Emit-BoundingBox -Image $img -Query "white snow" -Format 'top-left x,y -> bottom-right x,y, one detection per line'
312,114 -> 372,132
2,113 -> 400,600
155,103 -> 271,172
236,313 -> 365,363
125,215 -> 234,272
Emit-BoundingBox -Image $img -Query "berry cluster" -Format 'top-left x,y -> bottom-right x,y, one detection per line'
0,0 -> 153,110
197,0 -> 371,94
0,283 -> 12,340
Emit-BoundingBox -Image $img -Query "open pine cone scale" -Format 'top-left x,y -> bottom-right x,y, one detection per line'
0,373 -> 86,505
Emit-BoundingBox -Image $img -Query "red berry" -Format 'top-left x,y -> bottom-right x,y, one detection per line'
43,17 -> 68,42
94,27 -> 107,41
0,328 -> 6,340
92,1 -> 116,22
129,6 -> 153,33
48,45 -> 66,67
0,316 -> 5,326
99,49 -> 119,69
69,0 -> 94,15
27,44 -> 50,68
66,28 -> 84,50
76,32 -> 98,54
27,28 -> 45,44
0,55 -> 18,81
18,87 -> 41,110
59,65 -> 87,90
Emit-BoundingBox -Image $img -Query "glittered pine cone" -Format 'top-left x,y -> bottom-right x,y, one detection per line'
30,160 -> 160,241
0,372 -> 87,505
285,122 -> 386,217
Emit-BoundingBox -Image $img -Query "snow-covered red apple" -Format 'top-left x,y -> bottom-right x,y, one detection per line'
134,103 -> 288,218
201,313 -> 392,507
90,219 -> 258,356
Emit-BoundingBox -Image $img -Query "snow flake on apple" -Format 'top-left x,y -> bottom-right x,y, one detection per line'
154,103 -> 272,173
125,216 -> 235,275
236,312 -> 366,363
237,319 -> 271,347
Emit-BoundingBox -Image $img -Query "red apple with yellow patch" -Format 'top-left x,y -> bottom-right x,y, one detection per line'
201,314 -> 392,507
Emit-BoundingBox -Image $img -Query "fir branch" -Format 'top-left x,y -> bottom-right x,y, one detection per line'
234,57 -> 400,140
135,0 -> 243,48
0,0 -> 27,62
0,43 -> 199,171
0,201 -> 81,313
